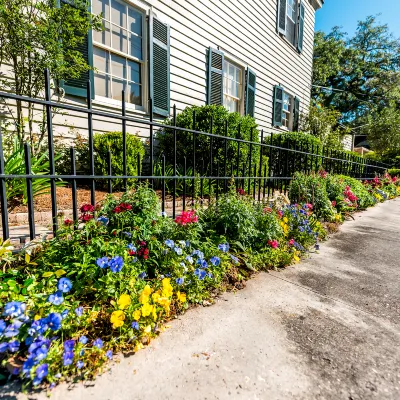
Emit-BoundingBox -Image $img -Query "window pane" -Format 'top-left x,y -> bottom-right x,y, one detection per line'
93,20 -> 111,47
112,78 -> 126,101
129,34 -> 142,59
127,83 -> 141,105
93,0 -> 109,18
228,64 -> 234,80
128,60 -> 140,83
111,53 -> 126,79
128,8 -> 142,36
95,73 -> 111,98
93,47 -> 109,73
111,0 -> 127,28
112,26 -> 128,53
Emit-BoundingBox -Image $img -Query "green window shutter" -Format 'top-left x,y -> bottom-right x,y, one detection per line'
245,68 -> 256,118
273,85 -> 284,127
149,14 -> 170,117
207,47 -> 224,106
297,1 -> 305,52
277,0 -> 287,35
58,0 -> 94,98
293,96 -> 300,131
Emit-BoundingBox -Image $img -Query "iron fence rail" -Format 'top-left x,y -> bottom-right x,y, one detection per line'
0,70 -> 389,243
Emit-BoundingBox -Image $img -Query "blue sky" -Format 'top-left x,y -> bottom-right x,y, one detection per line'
315,0 -> 400,37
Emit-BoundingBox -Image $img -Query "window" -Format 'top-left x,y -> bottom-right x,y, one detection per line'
282,92 -> 292,128
223,60 -> 243,113
286,0 -> 297,45
92,0 -> 144,106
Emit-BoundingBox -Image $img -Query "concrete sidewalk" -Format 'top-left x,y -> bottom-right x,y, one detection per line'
2,199 -> 400,400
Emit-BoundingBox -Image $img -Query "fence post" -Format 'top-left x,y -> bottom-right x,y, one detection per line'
258,130 -> 264,202
107,150 -> 112,194
149,98 -> 154,187
224,120 -> 228,193
70,147 -> 78,222
0,127 -> 9,240
192,110 -> 196,202
24,143 -> 35,241
162,154 -> 166,213
173,104 -> 177,219
122,90 -> 127,191
268,133 -> 273,197
87,80 -> 96,206
248,128 -> 253,194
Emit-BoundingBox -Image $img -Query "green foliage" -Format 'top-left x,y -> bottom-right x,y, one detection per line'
156,105 -> 260,174
389,168 -> 400,176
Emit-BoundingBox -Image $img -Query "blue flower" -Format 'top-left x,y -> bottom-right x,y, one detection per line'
76,360 -> 84,369
230,255 -> 240,265
34,363 -> 48,384
4,320 -> 22,337
165,239 -> 174,248
176,277 -> 184,285
46,313 -> 62,331
49,383 -> 56,390
58,278 -> 73,293
191,250 -> 204,259
96,256 -> 109,269
28,318 -> 48,336
132,257 -> 138,263
178,240 -> 186,247
194,268 -> 207,280
61,309 -> 69,319
196,258 -> 208,269
109,256 -> 124,273
0,342 -> 8,353
127,244 -> 136,252
25,336 -> 33,346
138,272 -> 147,279
106,350 -> 113,360
75,306 -> 84,317
93,338 -> 103,349
210,256 -> 220,266
63,351 -> 74,366
79,336 -> 88,345
218,243 -> 230,252
174,247 -> 183,255
123,231 -> 132,238
48,291 -> 64,306
97,216 -> 109,226
8,340 -> 20,352
185,256 -> 194,264
3,301 -> 26,318
0,319 -> 6,334
28,339 -> 50,359
131,322 -> 139,330
186,240 -> 190,248
161,211 -> 167,217
208,272 -> 213,279
63,340 -> 75,352
299,227 -> 304,232
22,357 -> 35,376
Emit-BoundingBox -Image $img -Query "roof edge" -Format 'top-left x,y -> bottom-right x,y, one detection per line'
310,0 -> 323,11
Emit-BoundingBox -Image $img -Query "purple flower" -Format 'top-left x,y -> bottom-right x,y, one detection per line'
96,256 -> 109,269
35,363 -> 48,382
230,254 -> 240,265
48,291 -> 64,306
176,277 -> 184,285
75,306 -> 84,317
0,342 -> 8,353
93,338 -> 103,349
3,301 -> 26,318
218,243 -> 230,252
57,278 -> 72,293
22,357 -> 35,376
109,256 -> 124,273
28,318 -> 48,336
210,256 -> 220,266
194,268 -> 207,280
0,319 -> 6,334
46,313 -> 62,331
4,320 -> 23,337
106,350 -> 113,360
63,340 -> 75,352
76,360 -> 84,369
30,342 -> 49,362
8,340 -> 20,352
63,351 -> 74,366
131,321 -> 139,330
196,258 -> 208,269
79,335 -> 88,345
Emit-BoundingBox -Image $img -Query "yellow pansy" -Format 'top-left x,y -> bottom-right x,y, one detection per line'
117,294 -> 131,310
283,217 -> 289,223
139,285 -> 153,304
176,291 -> 186,303
152,308 -> 157,321
143,325 -> 152,334
141,303 -> 154,317
152,290 -> 161,303
132,309 -> 141,321
134,342 -> 144,352
162,278 -> 173,298
293,254 -> 300,263
110,310 -> 125,329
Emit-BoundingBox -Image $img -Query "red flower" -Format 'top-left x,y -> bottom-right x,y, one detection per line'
80,204 -> 95,213
64,219 -> 74,226
277,210 -> 283,218
268,239 -> 279,249
128,250 -> 136,256
288,238 -> 295,246
263,207 -> 272,213
331,200 -> 337,207
79,214 -> 94,222
318,170 -> 327,178
175,210 -> 198,225
304,203 -> 313,210
113,202 -> 133,214
237,188 -> 246,195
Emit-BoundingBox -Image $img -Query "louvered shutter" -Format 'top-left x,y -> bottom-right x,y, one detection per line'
293,96 -> 300,131
59,0 -> 94,98
245,68 -> 256,118
277,0 -> 287,35
149,15 -> 170,116
207,47 -> 224,106
273,86 -> 284,127
297,1 -> 305,52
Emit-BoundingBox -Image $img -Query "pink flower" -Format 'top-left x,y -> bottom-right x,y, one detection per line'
64,219 -> 74,226
288,238 -> 295,246
175,210 -> 198,225
236,188 -> 246,195
268,240 -> 279,249
331,200 -> 336,207
263,207 -> 272,214
277,210 -> 283,218
304,203 -> 313,210
80,204 -> 95,213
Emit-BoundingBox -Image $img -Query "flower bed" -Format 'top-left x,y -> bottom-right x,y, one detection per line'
0,173 -> 399,390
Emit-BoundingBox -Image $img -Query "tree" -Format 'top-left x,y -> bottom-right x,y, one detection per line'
0,0 -> 101,152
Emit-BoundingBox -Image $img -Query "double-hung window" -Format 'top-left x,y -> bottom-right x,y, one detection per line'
286,0 -> 297,45
92,0 -> 144,107
273,86 -> 300,130
223,60 -> 243,113
277,0 -> 305,52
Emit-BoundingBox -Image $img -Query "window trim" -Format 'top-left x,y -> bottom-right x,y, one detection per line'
277,0 -> 301,53
92,0 -> 149,113
279,90 -> 295,131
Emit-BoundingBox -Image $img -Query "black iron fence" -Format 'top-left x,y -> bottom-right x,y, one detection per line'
0,70 -> 389,242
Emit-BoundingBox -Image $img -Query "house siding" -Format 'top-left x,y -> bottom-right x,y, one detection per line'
0,0 -> 319,141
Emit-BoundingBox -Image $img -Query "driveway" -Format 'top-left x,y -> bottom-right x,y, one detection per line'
2,199 -> 400,400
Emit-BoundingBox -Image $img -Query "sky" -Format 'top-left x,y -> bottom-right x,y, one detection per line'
315,0 -> 400,38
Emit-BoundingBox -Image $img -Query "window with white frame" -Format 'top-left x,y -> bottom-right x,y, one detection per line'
282,92 -> 292,129
92,0 -> 144,106
223,60 -> 243,113
286,0 -> 297,45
